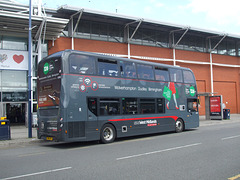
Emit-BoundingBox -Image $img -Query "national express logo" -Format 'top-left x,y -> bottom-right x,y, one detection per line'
43,61 -> 55,75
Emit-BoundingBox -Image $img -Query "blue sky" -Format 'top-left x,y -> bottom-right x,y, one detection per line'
17,0 -> 240,35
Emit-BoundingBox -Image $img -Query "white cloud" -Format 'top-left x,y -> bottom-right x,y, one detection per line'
143,0 -> 164,14
187,0 -> 240,26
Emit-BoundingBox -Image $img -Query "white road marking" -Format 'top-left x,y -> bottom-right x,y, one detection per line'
222,135 -> 240,141
116,143 -> 202,160
1,167 -> 72,180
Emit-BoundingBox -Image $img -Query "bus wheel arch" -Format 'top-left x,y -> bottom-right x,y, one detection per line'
100,123 -> 117,144
175,118 -> 185,133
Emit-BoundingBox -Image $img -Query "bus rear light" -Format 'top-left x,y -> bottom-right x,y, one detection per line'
65,130 -> 67,134
41,122 -> 44,130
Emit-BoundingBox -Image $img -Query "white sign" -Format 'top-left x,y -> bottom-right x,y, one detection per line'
0,49 -> 28,70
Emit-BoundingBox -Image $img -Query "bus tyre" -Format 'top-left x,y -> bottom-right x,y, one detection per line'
100,124 -> 116,144
175,119 -> 184,133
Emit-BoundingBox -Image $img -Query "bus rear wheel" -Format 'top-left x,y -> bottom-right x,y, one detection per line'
175,119 -> 184,133
100,124 -> 116,144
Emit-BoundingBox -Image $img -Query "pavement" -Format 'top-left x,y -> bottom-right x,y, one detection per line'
0,114 -> 239,148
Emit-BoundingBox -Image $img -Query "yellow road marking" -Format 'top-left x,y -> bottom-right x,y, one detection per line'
228,174 -> 240,180
18,152 -> 46,157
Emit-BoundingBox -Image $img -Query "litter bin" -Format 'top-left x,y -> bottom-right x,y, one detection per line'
0,120 -> 11,140
223,109 -> 230,120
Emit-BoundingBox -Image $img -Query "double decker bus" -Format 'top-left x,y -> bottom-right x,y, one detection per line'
37,50 -> 199,143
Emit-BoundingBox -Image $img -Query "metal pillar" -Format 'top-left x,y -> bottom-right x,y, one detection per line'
208,34 -> 227,94
28,0 -> 32,138
170,27 -> 189,66
70,9 -> 84,50
124,19 -> 143,59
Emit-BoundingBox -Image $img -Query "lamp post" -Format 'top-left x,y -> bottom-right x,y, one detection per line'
28,0 -> 32,138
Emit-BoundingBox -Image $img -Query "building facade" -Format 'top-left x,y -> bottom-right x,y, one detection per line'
50,6 -> 240,116
0,0 -> 239,125
0,0 -> 68,124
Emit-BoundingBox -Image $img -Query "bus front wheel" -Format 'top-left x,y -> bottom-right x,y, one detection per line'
100,124 -> 116,144
175,119 -> 184,133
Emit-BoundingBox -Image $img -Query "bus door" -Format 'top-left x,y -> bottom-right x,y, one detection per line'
87,98 -> 98,132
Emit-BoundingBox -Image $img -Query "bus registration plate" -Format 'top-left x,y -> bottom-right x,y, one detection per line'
46,137 -> 53,141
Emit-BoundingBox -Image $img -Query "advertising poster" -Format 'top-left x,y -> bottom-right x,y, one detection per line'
0,49 -> 28,70
209,96 -> 222,119
37,57 -> 61,107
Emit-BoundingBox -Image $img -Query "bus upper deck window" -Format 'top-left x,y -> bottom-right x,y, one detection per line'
137,64 -> 154,80
98,59 -> 118,77
120,61 -> 137,78
169,68 -> 183,83
69,54 -> 96,74
155,67 -> 169,81
183,70 -> 195,84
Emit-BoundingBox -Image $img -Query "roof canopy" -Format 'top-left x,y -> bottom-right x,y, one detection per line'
0,1 -> 69,40
55,5 -> 240,41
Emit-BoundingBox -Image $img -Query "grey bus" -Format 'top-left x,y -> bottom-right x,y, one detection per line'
37,50 -> 199,143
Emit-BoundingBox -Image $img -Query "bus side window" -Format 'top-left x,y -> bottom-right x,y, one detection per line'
155,67 -> 169,81
120,61 -> 137,78
98,59 -> 118,77
187,99 -> 198,112
157,98 -> 165,113
69,54 -> 96,74
169,68 -> 183,82
122,98 -> 138,114
183,70 -> 195,84
137,64 -> 154,80
140,99 -> 155,114
88,98 -> 97,116
99,99 -> 120,116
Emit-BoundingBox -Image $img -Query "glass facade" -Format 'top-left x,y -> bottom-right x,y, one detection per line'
1,36 -> 28,51
0,35 -> 48,123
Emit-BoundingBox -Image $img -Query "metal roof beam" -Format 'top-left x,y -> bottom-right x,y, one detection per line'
170,27 -> 190,47
125,19 -> 143,42
72,9 -> 84,37
208,34 -> 227,52
34,17 -> 46,40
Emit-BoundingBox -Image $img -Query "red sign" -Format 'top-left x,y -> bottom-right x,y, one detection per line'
209,96 -> 222,117
210,96 -> 221,112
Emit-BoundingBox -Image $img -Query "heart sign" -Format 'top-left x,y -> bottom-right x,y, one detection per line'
13,55 -> 24,64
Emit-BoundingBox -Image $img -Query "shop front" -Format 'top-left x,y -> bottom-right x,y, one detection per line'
0,49 -> 30,125
4,103 -> 27,124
